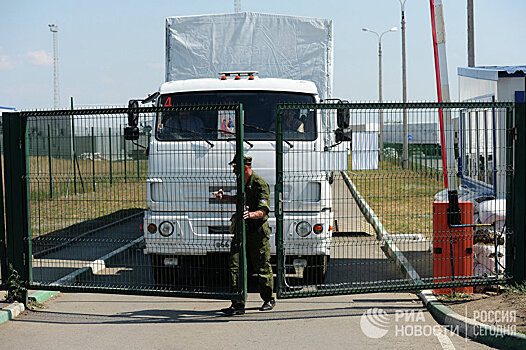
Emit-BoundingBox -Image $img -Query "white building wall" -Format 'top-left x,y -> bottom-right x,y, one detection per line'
497,77 -> 526,101
458,76 -> 497,101
352,132 -> 378,170
457,71 -> 524,199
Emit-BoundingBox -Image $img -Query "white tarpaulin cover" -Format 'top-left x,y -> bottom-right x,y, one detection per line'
352,132 -> 379,170
166,12 -> 333,99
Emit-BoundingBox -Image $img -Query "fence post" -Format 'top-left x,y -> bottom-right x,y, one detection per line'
234,104 -> 247,302
109,127 -> 113,186
91,127 -> 96,191
3,112 -> 31,304
123,134 -> 127,183
72,111 -> 77,195
47,124 -> 53,199
275,105 -> 285,297
510,102 -> 525,284
0,135 -> 6,288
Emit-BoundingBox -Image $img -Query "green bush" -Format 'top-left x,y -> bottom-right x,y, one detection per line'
4,264 -> 26,303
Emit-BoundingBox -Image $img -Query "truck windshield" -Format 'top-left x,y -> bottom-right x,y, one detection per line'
156,91 -> 316,141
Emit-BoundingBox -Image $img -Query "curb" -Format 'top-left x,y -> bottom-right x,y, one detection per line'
341,171 -> 526,348
382,239 -> 423,283
51,236 -> 144,286
419,289 -> 526,349
29,290 -> 59,304
1,236 -> 143,326
0,302 -> 25,325
341,171 -> 385,240
341,171 -> 423,283
0,290 -> 59,326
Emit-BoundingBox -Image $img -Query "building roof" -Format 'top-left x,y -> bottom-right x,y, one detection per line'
458,65 -> 526,81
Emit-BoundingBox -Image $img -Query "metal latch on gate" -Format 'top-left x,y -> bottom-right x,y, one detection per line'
510,126 -> 518,140
278,192 -> 283,215
278,192 -> 291,216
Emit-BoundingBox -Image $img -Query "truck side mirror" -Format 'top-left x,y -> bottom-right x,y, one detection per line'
337,107 -> 350,129
127,100 -> 140,127
124,126 -> 140,141
335,128 -> 352,143
125,99 -> 140,141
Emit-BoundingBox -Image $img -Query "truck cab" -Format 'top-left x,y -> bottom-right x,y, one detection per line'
137,72 -> 345,285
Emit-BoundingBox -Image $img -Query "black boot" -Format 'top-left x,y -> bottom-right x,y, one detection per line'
259,300 -> 275,311
220,304 -> 245,315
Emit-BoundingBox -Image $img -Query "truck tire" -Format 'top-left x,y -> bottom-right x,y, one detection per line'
303,255 -> 328,285
150,255 -> 178,286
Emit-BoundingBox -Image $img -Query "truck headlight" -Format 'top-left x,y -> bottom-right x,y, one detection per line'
159,221 -> 174,237
296,221 -> 311,237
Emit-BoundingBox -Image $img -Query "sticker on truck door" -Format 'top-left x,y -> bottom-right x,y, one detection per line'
218,111 -> 235,138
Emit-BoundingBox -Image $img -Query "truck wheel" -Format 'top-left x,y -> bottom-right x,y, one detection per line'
303,256 -> 328,285
150,255 -> 178,286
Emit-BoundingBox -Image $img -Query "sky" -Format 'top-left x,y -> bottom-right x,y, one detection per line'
1,0 -> 525,110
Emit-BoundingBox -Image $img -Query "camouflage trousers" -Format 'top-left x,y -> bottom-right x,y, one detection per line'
230,221 -> 274,308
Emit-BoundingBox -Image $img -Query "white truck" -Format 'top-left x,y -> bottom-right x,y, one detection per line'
126,13 -> 349,285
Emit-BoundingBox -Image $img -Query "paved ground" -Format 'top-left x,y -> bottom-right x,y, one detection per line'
331,174 -> 376,235
0,292 -> 491,349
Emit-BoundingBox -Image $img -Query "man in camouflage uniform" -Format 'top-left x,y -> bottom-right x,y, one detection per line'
213,154 -> 275,315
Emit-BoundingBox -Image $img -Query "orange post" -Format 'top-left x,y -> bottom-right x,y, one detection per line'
433,201 -> 474,295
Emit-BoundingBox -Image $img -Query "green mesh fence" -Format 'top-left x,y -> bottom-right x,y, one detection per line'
1,101 -> 518,300
275,102 -> 514,298
4,105 -> 247,300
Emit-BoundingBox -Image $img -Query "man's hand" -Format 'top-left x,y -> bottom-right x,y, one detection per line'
243,207 -> 265,220
243,205 -> 250,220
212,189 -> 224,200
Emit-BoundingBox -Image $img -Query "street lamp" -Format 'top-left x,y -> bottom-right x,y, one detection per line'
399,0 -> 409,169
362,26 -> 397,162
48,24 -> 60,110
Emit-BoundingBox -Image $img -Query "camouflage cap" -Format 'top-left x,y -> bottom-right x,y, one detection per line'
229,154 -> 252,167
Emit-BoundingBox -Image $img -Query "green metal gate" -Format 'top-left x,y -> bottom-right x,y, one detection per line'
2,101 -> 524,303
275,101 -> 518,298
0,146 -> 5,289
2,105 -> 247,302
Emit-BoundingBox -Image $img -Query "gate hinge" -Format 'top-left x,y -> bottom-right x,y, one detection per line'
510,127 -> 518,140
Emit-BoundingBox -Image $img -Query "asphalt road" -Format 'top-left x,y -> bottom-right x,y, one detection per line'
0,291 -> 492,350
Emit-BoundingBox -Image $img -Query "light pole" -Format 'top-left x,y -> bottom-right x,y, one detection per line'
362,26 -> 397,162
49,24 -> 60,110
467,0 -> 475,67
399,0 -> 409,169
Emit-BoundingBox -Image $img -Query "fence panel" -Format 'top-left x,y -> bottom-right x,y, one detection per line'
0,115 -> 5,288
0,144 -> 5,289
4,105 -> 246,300
3,101 -> 519,300
275,102 -> 514,298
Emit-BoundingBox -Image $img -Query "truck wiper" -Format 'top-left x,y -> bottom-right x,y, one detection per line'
163,125 -> 214,148
243,123 -> 293,148
202,127 -> 253,148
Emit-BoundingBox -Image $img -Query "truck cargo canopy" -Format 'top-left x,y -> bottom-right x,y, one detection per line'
166,12 -> 333,100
